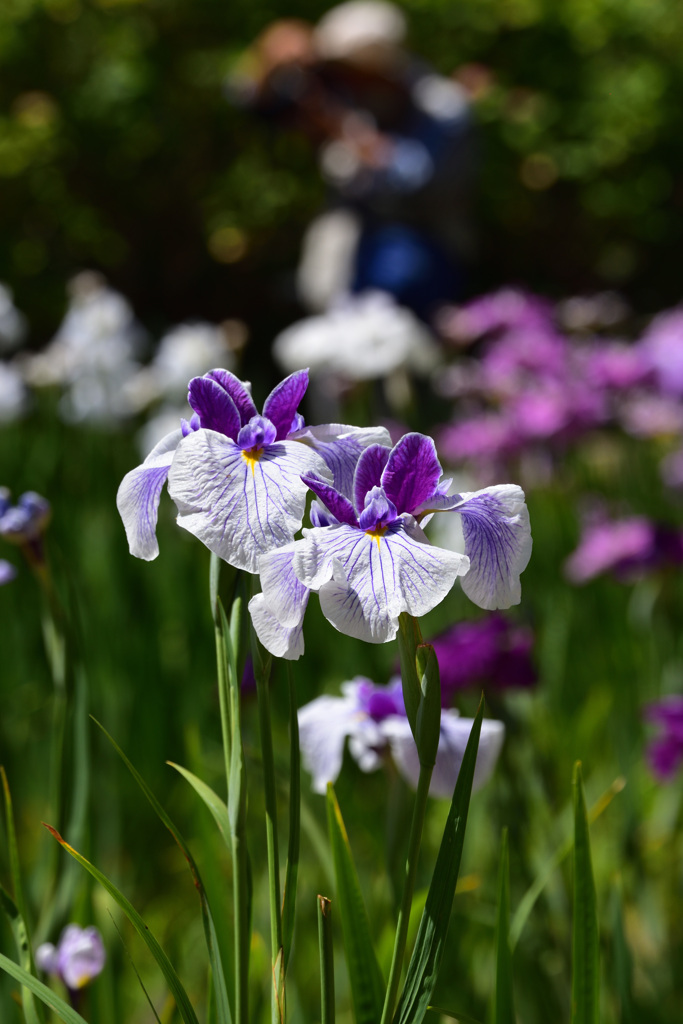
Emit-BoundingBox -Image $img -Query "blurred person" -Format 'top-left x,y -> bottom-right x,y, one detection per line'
230,2 -> 475,322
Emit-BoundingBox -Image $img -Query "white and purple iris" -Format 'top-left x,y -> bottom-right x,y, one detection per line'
298,677 -> 505,798
250,432 -> 532,656
36,924 -> 106,993
117,368 -> 390,572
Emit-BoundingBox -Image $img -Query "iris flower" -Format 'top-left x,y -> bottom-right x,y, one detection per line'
117,368 -> 389,572
298,677 -> 505,798
250,432 -> 531,655
36,924 -> 106,993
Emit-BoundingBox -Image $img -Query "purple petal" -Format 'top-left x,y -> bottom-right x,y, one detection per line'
263,369 -> 309,440
301,473 -> 359,527
289,423 -> 392,497
168,431 -> 330,572
358,486 -> 398,531
0,559 -> 17,585
207,368 -> 258,424
451,485 -> 532,609
353,444 -> 390,513
188,376 -> 241,439
310,499 -> 339,527
381,433 -> 443,515
116,428 -> 183,560
57,925 -> 106,990
237,415 -> 277,449
35,942 -> 59,975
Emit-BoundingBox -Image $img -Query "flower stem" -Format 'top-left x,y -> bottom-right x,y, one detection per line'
379,760 -> 433,1024
254,648 -> 285,1022
210,554 -> 249,1024
317,895 -> 335,1024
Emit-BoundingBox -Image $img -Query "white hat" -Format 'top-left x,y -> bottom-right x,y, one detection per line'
314,1 -> 406,63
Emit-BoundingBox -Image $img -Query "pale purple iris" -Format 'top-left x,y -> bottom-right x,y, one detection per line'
644,696 -> 683,781
36,924 -> 106,993
0,489 -> 51,543
298,676 -> 505,798
0,559 -> 17,585
565,515 -> 683,584
250,432 -> 531,655
430,613 -> 536,700
117,367 -> 390,572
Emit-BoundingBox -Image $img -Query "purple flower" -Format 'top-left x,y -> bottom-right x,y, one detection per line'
644,696 -> 683,781
430,613 -> 536,700
437,288 -> 552,345
250,432 -> 531,655
639,306 -> 683,397
298,676 -> 505,798
0,490 -> 51,545
0,559 -> 17,585
36,924 -> 105,992
117,367 -> 390,572
565,515 -> 683,584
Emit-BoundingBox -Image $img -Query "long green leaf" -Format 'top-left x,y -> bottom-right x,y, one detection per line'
392,702 -> 483,1024
326,784 -> 385,1024
0,952 -> 89,1024
0,884 -> 45,1024
509,775 -> 624,950
493,829 -> 514,1024
168,762 -> 232,847
92,720 -> 232,1024
43,823 -> 201,1024
571,762 -> 599,1024
1,768 -> 45,1024
282,663 -> 301,972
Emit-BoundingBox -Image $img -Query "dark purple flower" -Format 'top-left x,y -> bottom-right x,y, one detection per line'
644,696 -> 683,780
430,613 -> 535,700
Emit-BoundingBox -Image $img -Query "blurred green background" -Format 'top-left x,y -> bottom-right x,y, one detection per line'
2,2 -> 683,1023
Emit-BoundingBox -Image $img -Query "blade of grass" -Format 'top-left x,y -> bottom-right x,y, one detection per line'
92,720 -> 232,1024
0,884 -> 45,1024
493,829 -> 514,1024
392,701 -> 483,1024
282,663 -> 301,973
571,762 -> 599,1024
1,768 -> 45,1024
0,952 -> 88,1024
43,823 -> 201,1024
318,896 -> 335,1024
167,763 -> 231,848
509,776 -> 624,950
326,784 -> 385,1024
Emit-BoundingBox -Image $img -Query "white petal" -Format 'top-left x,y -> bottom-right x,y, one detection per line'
249,593 -> 306,660
116,427 -> 183,560
257,543 -> 310,627
384,713 -> 505,798
298,694 -> 359,794
295,518 -> 468,644
453,485 -> 532,610
168,430 -> 330,572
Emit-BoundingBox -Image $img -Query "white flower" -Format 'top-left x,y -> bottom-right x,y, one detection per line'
273,291 -> 439,381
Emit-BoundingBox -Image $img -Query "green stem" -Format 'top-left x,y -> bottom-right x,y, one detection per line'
282,663 -> 301,971
379,761 -> 433,1024
317,895 -> 335,1024
210,555 -> 248,1024
254,658 -> 284,1021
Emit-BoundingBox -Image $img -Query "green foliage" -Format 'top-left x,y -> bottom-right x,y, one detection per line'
571,762 -> 599,1024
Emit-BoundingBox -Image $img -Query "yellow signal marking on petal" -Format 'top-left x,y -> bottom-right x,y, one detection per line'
365,527 -> 387,550
241,447 -> 263,475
